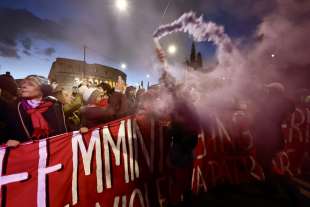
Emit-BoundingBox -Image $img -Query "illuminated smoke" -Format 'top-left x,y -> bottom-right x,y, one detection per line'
150,0 -> 310,120
153,11 -> 245,110
153,12 -> 232,53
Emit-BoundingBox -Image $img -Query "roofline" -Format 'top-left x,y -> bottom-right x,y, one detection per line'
54,57 -> 126,77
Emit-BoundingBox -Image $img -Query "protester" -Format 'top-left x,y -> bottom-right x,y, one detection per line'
167,87 -> 200,207
80,88 -> 114,128
136,88 -> 146,109
254,82 -> 295,176
77,82 -> 88,104
80,77 -> 129,129
6,75 -> 67,147
252,82 -> 299,204
97,82 -> 113,108
72,86 -> 79,97
53,87 -> 82,131
154,48 -> 201,166
125,86 -> 136,114
108,76 -> 128,119
0,72 -> 18,143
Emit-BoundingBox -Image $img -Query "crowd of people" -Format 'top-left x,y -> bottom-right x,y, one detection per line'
1,70 -> 310,152
0,71 -> 155,147
0,67 -> 310,205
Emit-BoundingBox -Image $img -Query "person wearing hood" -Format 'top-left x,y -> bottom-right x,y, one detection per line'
6,75 -> 67,147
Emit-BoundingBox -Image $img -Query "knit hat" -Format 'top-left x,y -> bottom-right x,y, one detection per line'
0,72 -> 18,96
22,75 -> 53,97
78,84 -> 88,96
83,87 -> 98,103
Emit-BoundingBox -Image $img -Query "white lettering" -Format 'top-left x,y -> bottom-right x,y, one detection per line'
127,119 -> 135,181
196,166 -> 207,192
249,156 -> 264,181
215,116 -> 233,152
289,109 -> 305,143
72,130 -> 103,205
37,139 -> 62,207
103,121 -> 129,189
196,130 -> 207,159
0,148 -> 29,206
129,188 -> 145,207
133,119 -> 155,173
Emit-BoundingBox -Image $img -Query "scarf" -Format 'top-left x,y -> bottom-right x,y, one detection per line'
98,99 -> 108,108
26,101 -> 53,139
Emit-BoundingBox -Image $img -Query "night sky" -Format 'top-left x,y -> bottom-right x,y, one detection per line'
0,0 -> 276,85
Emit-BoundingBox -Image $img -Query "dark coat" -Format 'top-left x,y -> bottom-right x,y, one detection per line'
63,95 -> 82,131
108,91 -> 128,119
168,97 -> 200,167
126,96 -> 136,115
8,97 -> 67,142
0,97 -> 12,143
253,91 -> 295,173
80,106 -> 114,129
80,91 -> 128,129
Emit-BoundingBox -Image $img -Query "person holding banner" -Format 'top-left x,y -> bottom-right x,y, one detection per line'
80,87 -> 115,129
6,75 -> 67,147
52,87 -> 82,131
155,46 -> 200,206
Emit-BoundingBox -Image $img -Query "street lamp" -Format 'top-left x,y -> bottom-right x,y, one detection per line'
115,0 -> 128,12
167,44 -> 177,55
121,63 -> 127,70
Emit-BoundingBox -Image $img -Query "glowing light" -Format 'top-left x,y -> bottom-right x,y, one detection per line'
115,0 -> 128,12
167,44 -> 177,55
146,74 -> 150,78
271,54 -> 275,58
121,63 -> 127,70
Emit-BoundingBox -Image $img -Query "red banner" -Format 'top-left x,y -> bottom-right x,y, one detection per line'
192,107 -> 310,193
191,109 -> 263,193
0,115 -> 176,207
0,108 -> 309,206
274,106 -> 310,176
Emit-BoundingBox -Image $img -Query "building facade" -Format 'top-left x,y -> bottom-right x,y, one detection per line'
48,58 -> 126,90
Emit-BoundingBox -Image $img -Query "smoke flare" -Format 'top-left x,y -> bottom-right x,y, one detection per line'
153,11 -> 234,55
